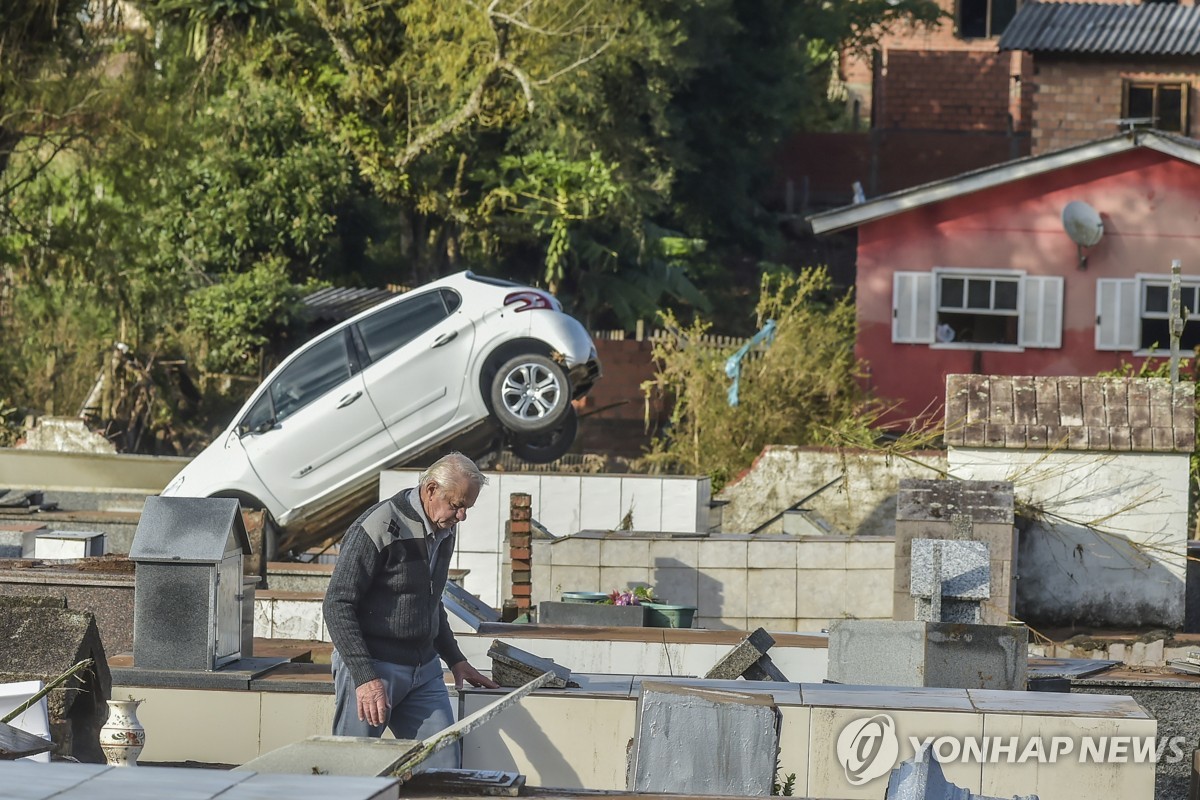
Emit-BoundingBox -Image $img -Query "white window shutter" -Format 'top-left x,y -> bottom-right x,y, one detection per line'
1095,279 -> 1138,351
1019,276 -> 1064,348
892,272 -> 934,344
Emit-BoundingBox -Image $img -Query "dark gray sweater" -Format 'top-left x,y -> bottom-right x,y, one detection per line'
323,488 -> 466,688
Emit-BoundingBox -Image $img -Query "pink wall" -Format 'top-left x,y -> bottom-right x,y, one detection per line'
856,148 -> 1200,421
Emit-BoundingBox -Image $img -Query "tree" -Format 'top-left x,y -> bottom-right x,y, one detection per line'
643,268 -> 871,488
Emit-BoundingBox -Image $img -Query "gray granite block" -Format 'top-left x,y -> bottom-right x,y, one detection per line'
911,539 -> 990,599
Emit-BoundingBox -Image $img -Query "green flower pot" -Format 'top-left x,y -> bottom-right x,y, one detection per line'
561,591 -> 609,604
643,603 -> 697,628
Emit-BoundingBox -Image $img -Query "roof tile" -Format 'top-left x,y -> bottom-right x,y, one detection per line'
945,375 -> 1195,453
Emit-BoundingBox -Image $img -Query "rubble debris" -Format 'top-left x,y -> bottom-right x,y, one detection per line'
704,627 -> 788,682
486,640 -> 573,689
0,720 -> 53,760
887,744 -> 1038,800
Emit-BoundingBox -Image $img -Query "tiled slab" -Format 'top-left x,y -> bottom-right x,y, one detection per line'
800,683 -> 975,712
979,712 -> 1156,800
0,761 -> 110,799
966,688 -> 1150,718
630,676 -> 804,706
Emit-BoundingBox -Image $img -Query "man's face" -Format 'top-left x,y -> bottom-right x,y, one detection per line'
421,478 -> 481,531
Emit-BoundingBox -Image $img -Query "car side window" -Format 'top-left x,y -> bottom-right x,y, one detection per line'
240,391 -> 275,435
269,333 -> 353,423
356,290 -> 454,363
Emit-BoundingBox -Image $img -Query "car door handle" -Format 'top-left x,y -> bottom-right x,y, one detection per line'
337,390 -> 363,408
431,331 -> 458,348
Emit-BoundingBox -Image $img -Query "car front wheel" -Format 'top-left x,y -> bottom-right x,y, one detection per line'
490,353 -> 570,434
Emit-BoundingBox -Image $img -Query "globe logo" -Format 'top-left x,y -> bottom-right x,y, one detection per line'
836,713 -> 899,786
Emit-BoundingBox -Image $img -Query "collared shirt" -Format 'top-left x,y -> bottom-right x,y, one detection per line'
410,488 -> 453,574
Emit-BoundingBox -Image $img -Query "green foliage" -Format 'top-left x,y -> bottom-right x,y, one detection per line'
772,764 -> 797,797
643,268 -> 871,488
186,257 -> 318,374
0,0 -> 946,451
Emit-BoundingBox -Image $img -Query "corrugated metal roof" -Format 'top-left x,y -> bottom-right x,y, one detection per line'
1000,2 -> 1200,56
301,285 -> 403,322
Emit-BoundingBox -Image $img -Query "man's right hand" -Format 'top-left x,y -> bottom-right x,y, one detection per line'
356,678 -> 388,726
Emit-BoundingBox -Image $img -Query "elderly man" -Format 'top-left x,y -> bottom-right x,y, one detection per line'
323,452 -> 498,763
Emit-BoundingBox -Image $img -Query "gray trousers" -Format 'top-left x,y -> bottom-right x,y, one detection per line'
331,648 -> 458,770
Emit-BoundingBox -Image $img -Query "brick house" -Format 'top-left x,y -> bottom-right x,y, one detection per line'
777,0 -> 1199,207
807,130 -> 1200,422
999,1 -> 1200,155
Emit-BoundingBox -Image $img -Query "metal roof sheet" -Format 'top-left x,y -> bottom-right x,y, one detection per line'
1000,1 -> 1200,56
301,286 -> 401,322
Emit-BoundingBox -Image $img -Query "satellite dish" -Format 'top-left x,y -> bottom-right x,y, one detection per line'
1062,201 -> 1104,247
1062,201 -> 1104,269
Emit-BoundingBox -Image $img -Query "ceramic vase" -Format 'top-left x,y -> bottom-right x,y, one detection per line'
99,698 -> 145,767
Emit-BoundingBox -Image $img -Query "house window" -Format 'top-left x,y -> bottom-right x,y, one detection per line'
1096,277 -> 1200,352
959,0 -> 1021,39
892,269 -> 1063,349
937,274 -> 1020,345
1123,81 -> 1188,133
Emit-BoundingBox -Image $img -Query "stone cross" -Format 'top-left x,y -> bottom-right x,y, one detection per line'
911,539 -> 990,624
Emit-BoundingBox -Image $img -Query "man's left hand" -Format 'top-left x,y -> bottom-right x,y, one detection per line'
451,660 -> 499,690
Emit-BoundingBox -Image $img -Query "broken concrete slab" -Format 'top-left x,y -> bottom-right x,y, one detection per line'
0,598 -> 111,762
704,628 -> 789,682
237,736 -> 421,777
886,745 -> 1038,800
0,720 -> 53,760
628,680 -> 780,796
402,768 -> 524,796
486,640 -> 571,688
444,581 -> 500,631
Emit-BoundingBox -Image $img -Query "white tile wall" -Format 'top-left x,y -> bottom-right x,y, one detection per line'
620,477 -> 664,531
537,475 -> 583,536
660,480 -> 704,532
580,476 -> 624,530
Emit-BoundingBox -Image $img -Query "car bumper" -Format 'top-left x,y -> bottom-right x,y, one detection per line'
568,349 -> 602,398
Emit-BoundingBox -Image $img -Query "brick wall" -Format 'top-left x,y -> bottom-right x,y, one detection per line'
1032,58 -> 1200,155
771,128 -> 1029,207
572,338 -> 663,458
841,0 -> 996,122
876,49 -> 1027,133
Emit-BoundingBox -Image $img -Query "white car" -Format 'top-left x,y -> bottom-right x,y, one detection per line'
161,271 -> 601,550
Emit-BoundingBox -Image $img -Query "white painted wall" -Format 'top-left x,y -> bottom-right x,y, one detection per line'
948,448 -> 1189,628
717,445 -> 948,535
380,469 -> 711,608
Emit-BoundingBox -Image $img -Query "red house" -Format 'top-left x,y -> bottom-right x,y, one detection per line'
808,130 -> 1200,421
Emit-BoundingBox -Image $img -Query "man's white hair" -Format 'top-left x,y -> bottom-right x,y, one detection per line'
419,452 -> 488,492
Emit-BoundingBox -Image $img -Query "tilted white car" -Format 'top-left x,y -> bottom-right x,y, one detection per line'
161,271 -> 601,550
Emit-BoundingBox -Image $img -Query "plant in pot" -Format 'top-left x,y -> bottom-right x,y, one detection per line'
606,586 -> 697,628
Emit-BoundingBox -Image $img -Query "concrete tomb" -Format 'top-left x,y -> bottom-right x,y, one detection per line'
828,536 -> 1026,690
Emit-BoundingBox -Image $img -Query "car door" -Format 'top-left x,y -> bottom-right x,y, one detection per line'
353,288 -> 476,450
237,329 -> 394,511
